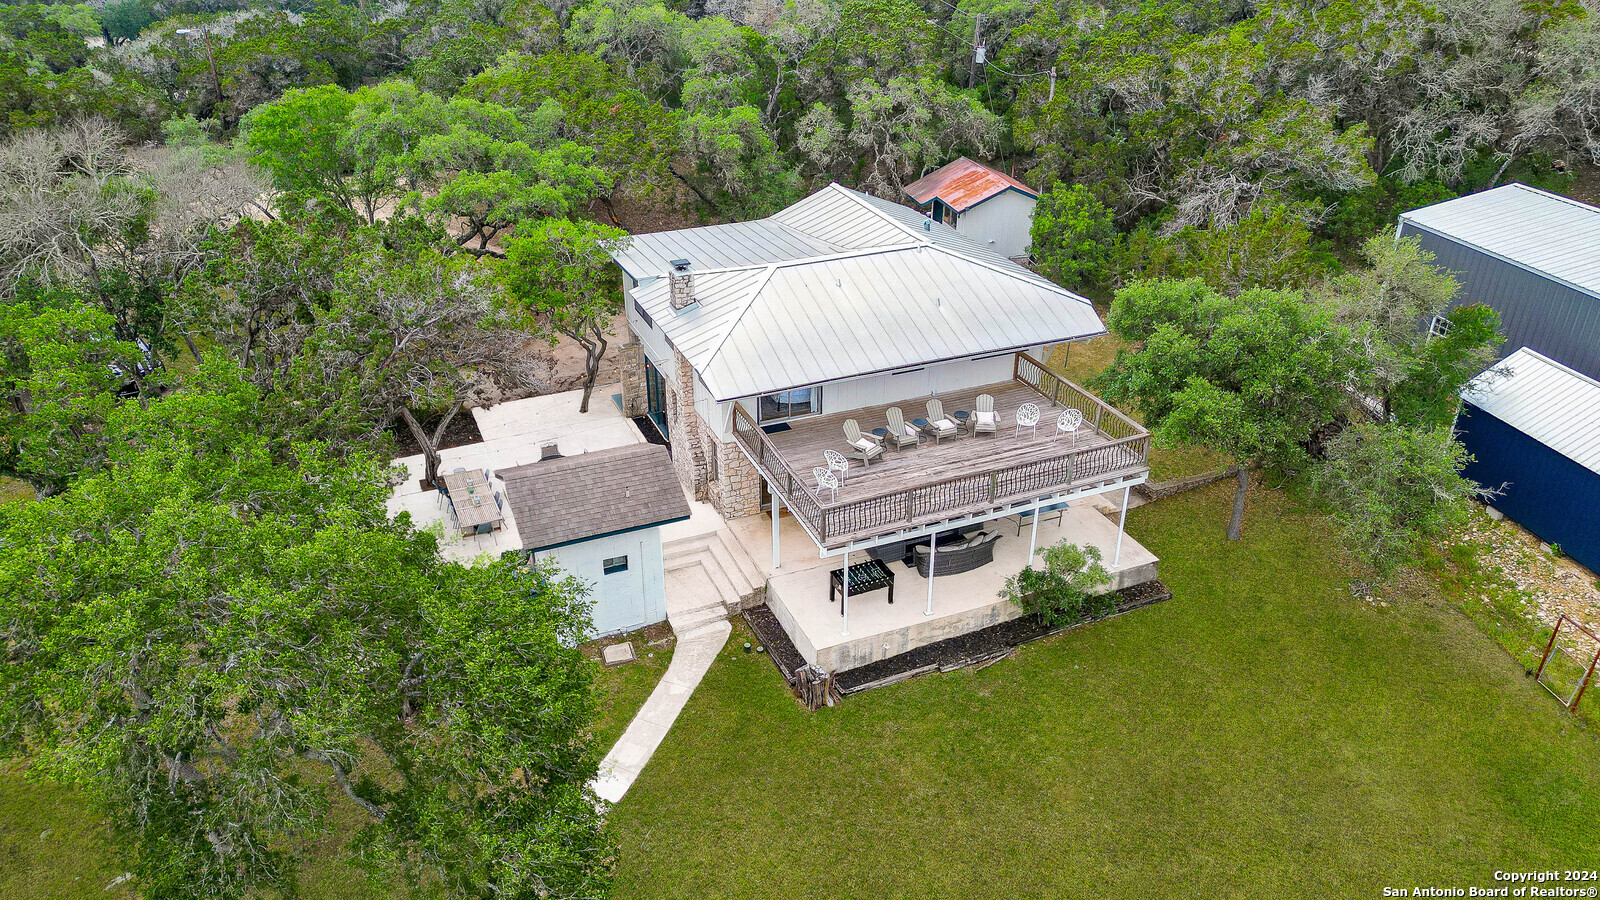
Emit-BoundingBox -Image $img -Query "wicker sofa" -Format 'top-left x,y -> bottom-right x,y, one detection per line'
913,530 -> 1002,577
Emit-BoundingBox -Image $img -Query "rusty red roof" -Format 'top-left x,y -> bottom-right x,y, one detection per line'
903,158 -> 1038,212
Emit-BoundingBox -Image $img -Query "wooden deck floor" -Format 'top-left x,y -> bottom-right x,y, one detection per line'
763,381 -> 1129,506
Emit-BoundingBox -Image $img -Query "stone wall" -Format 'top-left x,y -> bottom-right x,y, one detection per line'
665,350 -> 707,500
616,337 -> 645,417
647,345 -> 766,520
708,432 -> 763,518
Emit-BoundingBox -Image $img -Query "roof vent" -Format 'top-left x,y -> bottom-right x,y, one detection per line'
539,441 -> 563,461
668,258 -> 697,310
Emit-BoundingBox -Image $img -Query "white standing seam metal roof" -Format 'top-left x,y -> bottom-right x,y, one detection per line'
1462,347 -> 1600,475
614,183 -> 1105,401
1399,184 -> 1600,301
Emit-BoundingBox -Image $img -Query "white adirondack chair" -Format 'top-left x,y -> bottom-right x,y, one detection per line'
884,407 -> 920,449
972,393 -> 998,436
925,399 -> 959,443
842,418 -> 884,465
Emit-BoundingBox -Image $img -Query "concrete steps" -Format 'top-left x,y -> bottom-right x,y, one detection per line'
661,527 -> 766,635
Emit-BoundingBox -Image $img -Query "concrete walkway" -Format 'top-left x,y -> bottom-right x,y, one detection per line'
592,616 -> 730,804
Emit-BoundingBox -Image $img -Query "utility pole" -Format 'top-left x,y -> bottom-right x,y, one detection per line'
967,13 -> 984,89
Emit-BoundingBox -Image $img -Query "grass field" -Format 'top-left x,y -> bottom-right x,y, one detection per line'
8,484 -> 1597,897
607,482 -> 1600,899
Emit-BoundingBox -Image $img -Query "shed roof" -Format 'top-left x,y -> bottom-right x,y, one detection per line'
1462,347 -> 1600,476
615,183 -> 1104,401
499,444 -> 690,551
903,157 -> 1038,212
1399,184 -> 1600,301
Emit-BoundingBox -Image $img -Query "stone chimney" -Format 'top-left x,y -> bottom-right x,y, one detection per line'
539,441 -> 562,461
668,258 -> 697,310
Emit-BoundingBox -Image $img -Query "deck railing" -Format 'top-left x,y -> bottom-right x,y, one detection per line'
1013,351 -> 1147,443
731,352 -> 1151,548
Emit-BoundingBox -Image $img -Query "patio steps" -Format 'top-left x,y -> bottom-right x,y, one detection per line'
662,528 -> 765,634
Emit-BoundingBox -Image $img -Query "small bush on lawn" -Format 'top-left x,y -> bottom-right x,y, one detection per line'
1000,541 -> 1113,627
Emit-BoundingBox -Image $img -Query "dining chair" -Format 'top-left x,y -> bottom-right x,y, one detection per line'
1015,402 -> 1041,439
1055,408 -> 1084,447
813,466 -> 840,501
824,448 -> 850,485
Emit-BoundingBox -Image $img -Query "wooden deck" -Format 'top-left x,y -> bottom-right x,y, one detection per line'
732,355 -> 1151,548
764,382 -> 1113,501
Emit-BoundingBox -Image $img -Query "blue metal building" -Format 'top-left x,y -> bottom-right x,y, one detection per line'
1399,184 -> 1600,380
1455,348 -> 1600,573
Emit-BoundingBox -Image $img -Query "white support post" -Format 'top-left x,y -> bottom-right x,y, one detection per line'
771,493 -> 782,570
840,550 -> 851,637
1028,504 -> 1041,562
1112,484 -> 1130,569
924,530 -> 937,616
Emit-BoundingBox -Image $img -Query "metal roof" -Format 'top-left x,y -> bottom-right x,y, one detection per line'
1399,184 -> 1600,301
620,184 -> 1104,401
1462,347 -> 1600,475
612,220 -> 844,282
903,157 -> 1038,212
499,444 -> 690,551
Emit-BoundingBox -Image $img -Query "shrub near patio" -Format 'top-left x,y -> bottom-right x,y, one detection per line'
607,482 -> 1600,899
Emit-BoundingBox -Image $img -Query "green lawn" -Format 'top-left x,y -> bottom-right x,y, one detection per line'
608,482 -> 1600,899
586,623 -> 677,752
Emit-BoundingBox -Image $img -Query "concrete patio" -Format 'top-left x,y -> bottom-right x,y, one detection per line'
386,386 -> 643,563
728,498 -> 1158,672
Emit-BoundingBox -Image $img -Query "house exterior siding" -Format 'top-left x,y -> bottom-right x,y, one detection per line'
953,190 -> 1037,260
534,528 -> 667,637
713,349 -> 1039,443
1398,223 -> 1600,379
1455,401 -> 1600,574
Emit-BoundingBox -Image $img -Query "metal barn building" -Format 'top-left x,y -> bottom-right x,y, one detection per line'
1455,348 -> 1600,573
1398,184 -> 1600,380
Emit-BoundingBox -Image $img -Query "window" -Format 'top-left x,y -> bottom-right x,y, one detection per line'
1428,315 -> 1453,340
634,299 -> 655,330
602,555 -> 629,575
708,446 -> 719,482
757,386 -> 821,422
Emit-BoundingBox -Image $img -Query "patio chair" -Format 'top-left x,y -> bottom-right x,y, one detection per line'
924,399 -> 959,443
884,406 -> 920,449
452,466 -> 467,474
474,522 -> 494,545
813,466 -> 840,501
1055,408 -> 1084,447
823,448 -> 851,485
972,393 -> 998,437
435,480 -> 449,508
1015,402 -> 1041,439
842,418 -> 884,466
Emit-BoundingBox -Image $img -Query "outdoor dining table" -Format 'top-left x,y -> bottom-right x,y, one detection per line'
829,558 -> 895,615
443,471 -> 504,537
